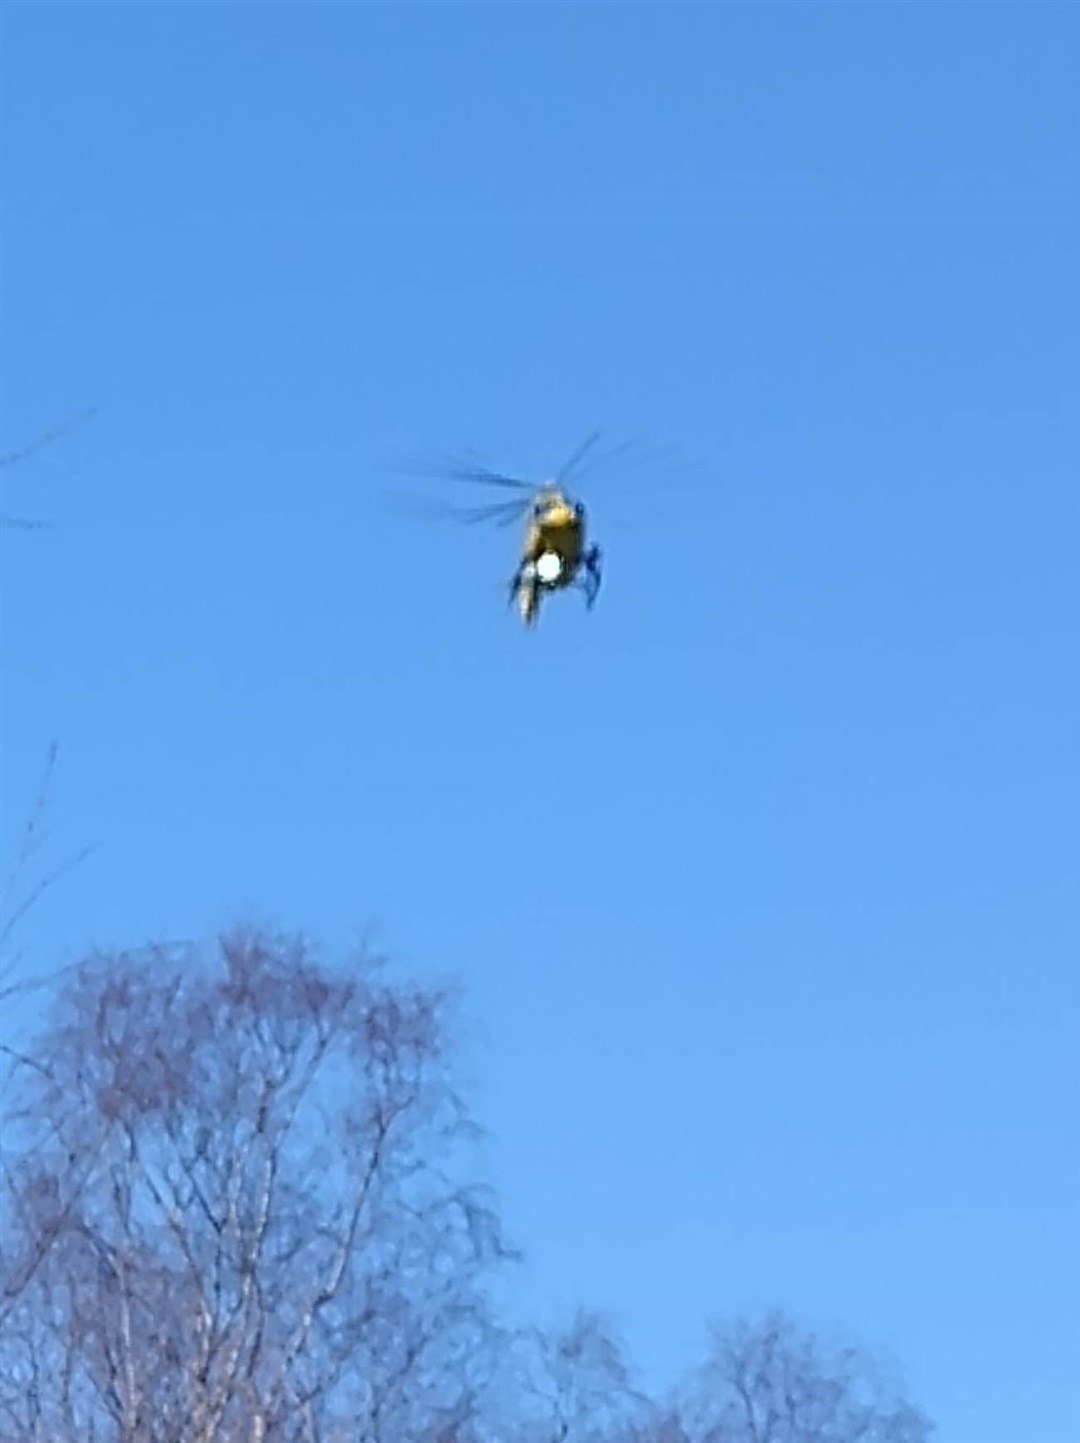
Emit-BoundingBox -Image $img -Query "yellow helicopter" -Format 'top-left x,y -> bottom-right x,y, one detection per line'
508,482 -> 600,626
413,432 -> 629,627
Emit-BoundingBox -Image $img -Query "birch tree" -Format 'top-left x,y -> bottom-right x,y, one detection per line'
0,928 -> 508,1442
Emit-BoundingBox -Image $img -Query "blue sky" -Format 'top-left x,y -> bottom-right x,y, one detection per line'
1,2 -> 1077,1437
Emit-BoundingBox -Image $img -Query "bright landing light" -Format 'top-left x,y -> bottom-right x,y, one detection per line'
536,551 -> 563,584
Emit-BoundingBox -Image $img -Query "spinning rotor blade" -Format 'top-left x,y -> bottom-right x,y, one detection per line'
455,497 -> 531,526
570,435 -> 644,486
555,430 -> 603,485
552,430 -> 650,491
387,493 -> 530,528
398,450 -> 535,491
440,464 -> 534,490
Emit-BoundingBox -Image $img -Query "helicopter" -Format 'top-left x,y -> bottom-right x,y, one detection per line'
409,431 -> 630,627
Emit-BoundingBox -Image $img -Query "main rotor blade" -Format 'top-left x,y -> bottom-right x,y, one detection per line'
388,493 -> 529,528
456,497 -> 531,526
569,436 -> 643,486
450,470 -> 533,491
555,430 -> 603,486
396,452 -> 535,491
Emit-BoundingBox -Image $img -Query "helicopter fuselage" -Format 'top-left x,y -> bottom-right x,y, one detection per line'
511,486 -> 601,626
522,489 -> 585,588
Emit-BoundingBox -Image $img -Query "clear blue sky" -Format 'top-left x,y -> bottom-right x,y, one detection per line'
2,3 -> 1077,1438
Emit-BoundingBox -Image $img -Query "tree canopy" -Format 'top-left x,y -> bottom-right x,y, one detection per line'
0,930 -> 933,1443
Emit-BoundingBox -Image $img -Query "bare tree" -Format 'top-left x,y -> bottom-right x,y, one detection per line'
471,1308 -> 932,1443
0,928 -> 511,1442
0,741 -> 97,1313
0,740 -> 96,1004
0,929 -> 936,1443
675,1310 -> 933,1443
0,408 -> 96,529
493,1309 -> 652,1443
